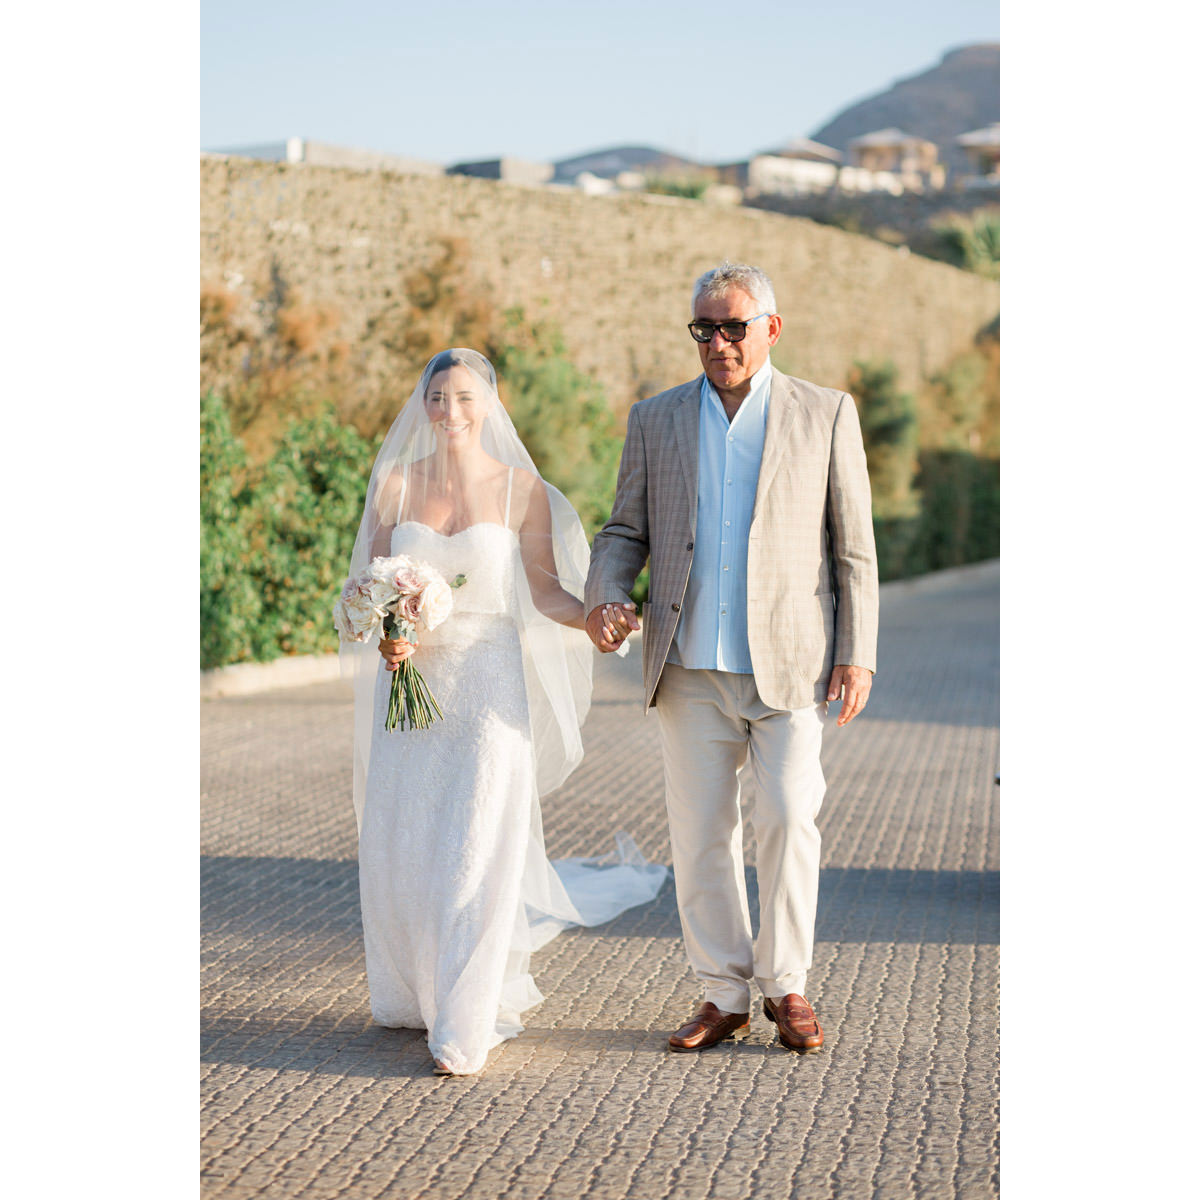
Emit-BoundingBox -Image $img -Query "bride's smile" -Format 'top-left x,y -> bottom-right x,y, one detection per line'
425,365 -> 489,447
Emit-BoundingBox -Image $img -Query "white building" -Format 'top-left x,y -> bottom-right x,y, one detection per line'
202,138 -> 444,175
842,129 -> 945,193
748,154 -> 839,196
956,124 -> 1000,188
744,138 -> 842,196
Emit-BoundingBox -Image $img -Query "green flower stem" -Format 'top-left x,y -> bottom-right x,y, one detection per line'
384,656 -> 444,732
380,616 -> 448,732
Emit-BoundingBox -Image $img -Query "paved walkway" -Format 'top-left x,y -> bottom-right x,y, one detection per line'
201,562 -> 999,1200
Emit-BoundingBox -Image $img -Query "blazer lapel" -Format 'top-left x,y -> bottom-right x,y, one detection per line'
754,369 -> 800,514
673,378 -> 703,532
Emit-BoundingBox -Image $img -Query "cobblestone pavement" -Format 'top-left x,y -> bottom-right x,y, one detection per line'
201,562 -> 999,1200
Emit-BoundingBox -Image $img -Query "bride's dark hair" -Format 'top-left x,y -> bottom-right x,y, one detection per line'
424,348 -> 496,391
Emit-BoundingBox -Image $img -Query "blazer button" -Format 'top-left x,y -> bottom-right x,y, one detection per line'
671,603 -> 680,612
686,542 -> 694,551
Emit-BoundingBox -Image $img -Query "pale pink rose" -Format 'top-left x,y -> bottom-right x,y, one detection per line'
416,578 -> 454,631
393,592 -> 423,627
392,564 -> 424,594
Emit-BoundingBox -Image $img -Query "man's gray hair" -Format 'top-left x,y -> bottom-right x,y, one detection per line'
691,261 -> 777,316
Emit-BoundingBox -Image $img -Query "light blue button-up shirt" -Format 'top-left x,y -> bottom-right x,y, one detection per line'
667,356 -> 772,673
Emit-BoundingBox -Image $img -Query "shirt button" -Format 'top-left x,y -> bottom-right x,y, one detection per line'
725,521 -> 730,527
671,603 -> 680,612
723,566 -> 729,571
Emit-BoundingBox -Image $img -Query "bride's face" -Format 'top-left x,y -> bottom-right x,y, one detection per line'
425,365 -> 490,447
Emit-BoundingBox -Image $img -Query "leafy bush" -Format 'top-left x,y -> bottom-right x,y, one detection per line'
851,359 -> 921,523
643,175 -> 710,200
494,313 -> 623,542
200,392 -> 262,668
201,394 -> 376,667
922,211 -> 1000,278
850,357 -> 999,582
245,408 -> 377,659
911,451 -> 1000,572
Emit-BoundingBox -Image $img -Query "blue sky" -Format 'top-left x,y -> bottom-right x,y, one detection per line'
201,0 -> 999,165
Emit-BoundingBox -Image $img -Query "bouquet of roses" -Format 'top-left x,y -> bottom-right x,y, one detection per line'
334,555 -> 467,731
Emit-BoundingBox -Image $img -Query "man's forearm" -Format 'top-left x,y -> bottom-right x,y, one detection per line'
585,406 -> 651,610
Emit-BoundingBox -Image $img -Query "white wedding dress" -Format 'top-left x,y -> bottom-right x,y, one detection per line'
358,511 -> 666,1075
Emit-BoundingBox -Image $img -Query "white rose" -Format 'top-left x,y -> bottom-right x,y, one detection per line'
332,597 -> 355,640
416,578 -> 454,631
343,590 -> 385,637
366,576 -> 398,607
367,555 -> 404,585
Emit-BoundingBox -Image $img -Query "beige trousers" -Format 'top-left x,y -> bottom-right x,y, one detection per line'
656,664 -> 829,1013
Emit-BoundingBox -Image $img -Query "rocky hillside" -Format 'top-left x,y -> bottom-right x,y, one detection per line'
809,43 -> 999,176
551,145 -> 706,183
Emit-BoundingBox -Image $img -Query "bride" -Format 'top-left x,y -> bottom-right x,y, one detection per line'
341,348 -> 666,1076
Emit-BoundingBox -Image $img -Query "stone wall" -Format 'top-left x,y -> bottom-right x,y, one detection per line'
201,156 -> 999,417
747,188 -> 1000,249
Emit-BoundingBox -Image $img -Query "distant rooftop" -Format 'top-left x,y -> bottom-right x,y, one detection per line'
761,137 -> 843,164
956,124 -> 1000,147
847,128 -> 935,148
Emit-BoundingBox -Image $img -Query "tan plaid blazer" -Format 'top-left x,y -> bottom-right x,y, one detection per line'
585,370 -> 878,713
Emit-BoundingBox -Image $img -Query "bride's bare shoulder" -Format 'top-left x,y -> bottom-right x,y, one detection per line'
510,465 -> 543,498
372,465 -> 406,514
510,469 -> 554,531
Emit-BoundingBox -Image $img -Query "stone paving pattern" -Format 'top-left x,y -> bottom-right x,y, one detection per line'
201,562 -> 999,1200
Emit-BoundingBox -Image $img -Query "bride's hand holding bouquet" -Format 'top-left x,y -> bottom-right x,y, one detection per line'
334,554 -> 466,730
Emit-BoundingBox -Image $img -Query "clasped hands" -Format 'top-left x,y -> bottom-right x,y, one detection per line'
585,602 -> 640,653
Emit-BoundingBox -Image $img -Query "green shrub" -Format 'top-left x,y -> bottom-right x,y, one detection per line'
494,314 -> 623,543
200,395 -> 376,667
643,175 -> 710,200
200,392 -> 262,668
850,358 -> 999,582
910,451 -> 1000,571
851,359 -> 921,523
924,211 -> 1000,278
246,408 -> 377,659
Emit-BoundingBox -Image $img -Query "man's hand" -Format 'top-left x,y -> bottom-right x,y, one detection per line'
585,602 -> 640,653
378,635 -> 416,672
827,664 -> 872,726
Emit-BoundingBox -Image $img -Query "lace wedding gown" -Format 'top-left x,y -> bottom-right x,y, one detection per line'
358,513 -> 666,1075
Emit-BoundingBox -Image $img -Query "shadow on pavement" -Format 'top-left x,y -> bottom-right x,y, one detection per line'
202,855 -> 998,947
201,1018 -> 684,1080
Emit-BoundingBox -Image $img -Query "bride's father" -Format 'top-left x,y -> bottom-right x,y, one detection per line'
584,262 -> 878,1054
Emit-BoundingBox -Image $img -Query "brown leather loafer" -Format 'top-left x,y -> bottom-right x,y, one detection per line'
668,1001 -> 750,1052
763,994 -> 824,1053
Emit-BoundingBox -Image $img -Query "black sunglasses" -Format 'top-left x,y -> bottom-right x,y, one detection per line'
687,313 -> 769,343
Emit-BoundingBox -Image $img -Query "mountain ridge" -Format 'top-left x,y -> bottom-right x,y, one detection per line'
808,44 -> 998,174
549,43 -> 998,179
